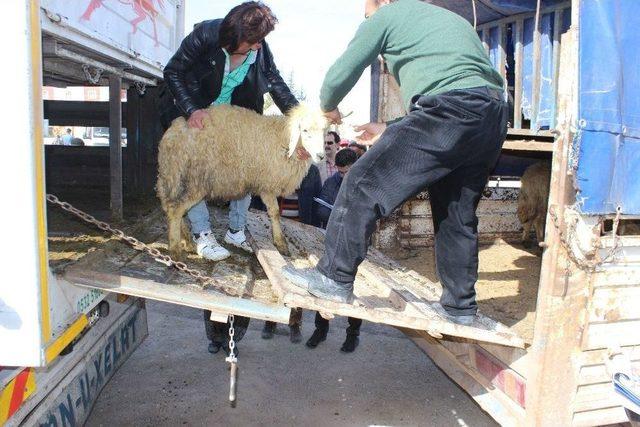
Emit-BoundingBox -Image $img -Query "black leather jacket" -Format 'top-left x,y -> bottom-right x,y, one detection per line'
160,19 -> 298,127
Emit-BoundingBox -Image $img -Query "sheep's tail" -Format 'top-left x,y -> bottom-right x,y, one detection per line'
156,132 -> 187,210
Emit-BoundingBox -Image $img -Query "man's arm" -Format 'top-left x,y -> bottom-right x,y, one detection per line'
163,21 -> 212,116
320,13 -> 388,112
262,42 -> 299,114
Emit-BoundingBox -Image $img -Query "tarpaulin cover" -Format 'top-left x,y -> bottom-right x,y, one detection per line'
428,0 -> 566,25
576,0 -> 640,215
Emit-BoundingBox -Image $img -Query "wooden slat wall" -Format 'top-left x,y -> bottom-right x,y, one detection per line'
477,4 -> 571,133
571,262 -> 640,425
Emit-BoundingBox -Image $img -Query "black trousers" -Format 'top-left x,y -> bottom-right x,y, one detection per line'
204,311 -> 249,345
317,87 -> 508,316
315,312 -> 362,336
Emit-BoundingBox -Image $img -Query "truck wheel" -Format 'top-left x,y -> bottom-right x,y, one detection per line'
98,301 -> 110,318
60,342 -> 74,356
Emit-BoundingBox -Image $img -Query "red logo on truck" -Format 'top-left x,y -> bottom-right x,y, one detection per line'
81,0 -> 165,47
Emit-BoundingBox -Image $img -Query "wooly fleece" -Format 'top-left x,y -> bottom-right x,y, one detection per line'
517,161 -> 551,247
156,103 -> 326,257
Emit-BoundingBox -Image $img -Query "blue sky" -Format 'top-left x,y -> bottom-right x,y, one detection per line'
184,0 -> 372,134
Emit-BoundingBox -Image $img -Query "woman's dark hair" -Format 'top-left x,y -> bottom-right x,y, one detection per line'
335,148 -> 358,167
219,2 -> 277,52
326,131 -> 341,145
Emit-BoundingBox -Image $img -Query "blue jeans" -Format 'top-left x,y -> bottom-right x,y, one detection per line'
187,194 -> 252,235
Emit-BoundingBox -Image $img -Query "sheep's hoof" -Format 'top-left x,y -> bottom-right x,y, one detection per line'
169,249 -> 186,262
276,243 -> 290,257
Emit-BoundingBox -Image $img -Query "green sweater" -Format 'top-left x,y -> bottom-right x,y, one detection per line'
320,0 -> 503,112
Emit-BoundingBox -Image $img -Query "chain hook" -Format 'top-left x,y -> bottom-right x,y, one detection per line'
226,314 -> 238,406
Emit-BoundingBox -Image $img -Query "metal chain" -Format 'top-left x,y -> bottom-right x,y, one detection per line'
82,65 -> 103,85
227,314 -> 236,358
46,194 -> 218,288
226,314 -> 238,406
134,81 -> 147,96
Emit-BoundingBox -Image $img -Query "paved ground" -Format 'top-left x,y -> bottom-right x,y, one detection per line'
86,301 -> 497,426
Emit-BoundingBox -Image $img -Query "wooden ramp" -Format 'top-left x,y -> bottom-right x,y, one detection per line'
58,208 -> 524,348
247,212 -> 524,348
61,210 -> 291,324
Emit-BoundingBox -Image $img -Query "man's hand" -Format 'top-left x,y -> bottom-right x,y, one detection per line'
187,109 -> 207,129
295,146 -> 311,160
354,122 -> 386,143
324,108 -> 342,125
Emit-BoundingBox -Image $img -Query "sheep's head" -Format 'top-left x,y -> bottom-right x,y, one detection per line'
287,104 -> 327,162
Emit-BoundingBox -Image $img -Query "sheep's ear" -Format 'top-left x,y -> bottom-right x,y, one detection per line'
288,123 -> 301,158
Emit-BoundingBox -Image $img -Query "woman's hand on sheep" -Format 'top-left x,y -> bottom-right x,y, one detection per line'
354,122 -> 386,143
187,109 -> 208,129
324,108 -> 343,125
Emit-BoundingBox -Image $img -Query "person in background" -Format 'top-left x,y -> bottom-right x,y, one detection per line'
348,141 -> 367,158
318,131 -> 340,184
308,148 -> 362,352
61,128 -> 73,146
160,1 -> 303,355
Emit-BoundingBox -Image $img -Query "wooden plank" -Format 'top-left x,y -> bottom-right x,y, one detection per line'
109,74 -> 123,221
247,212 -> 525,348
59,208 -> 290,323
579,361 -> 640,386
370,58 -> 381,123
478,342 -> 532,379
593,266 -> 640,289
498,25 -> 507,86
573,382 -> 618,413
513,18 -> 524,129
589,287 -> 640,322
573,406 -> 629,427
584,320 -> 640,350
406,329 -> 527,427
581,345 -> 640,366
502,139 -> 554,152
551,9 -> 563,129
530,5 -> 543,130
62,263 -> 289,323
363,247 -> 525,345
481,29 -> 489,54
506,128 -> 554,137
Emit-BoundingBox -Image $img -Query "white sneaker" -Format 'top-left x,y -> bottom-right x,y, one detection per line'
224,229 -> 254,253
193,231 -> 230,261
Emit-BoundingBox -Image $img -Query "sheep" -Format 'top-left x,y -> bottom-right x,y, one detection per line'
156,103 -> 327,259
517,161 -> 552,249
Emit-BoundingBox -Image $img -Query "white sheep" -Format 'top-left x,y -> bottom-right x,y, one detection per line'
156,103 -> 327,258
517,161 -> 551,249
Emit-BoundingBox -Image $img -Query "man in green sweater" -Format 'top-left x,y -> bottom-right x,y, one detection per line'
284,0 -> 508,324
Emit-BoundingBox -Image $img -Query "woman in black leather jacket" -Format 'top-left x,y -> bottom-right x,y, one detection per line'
159,2 -> 300,355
